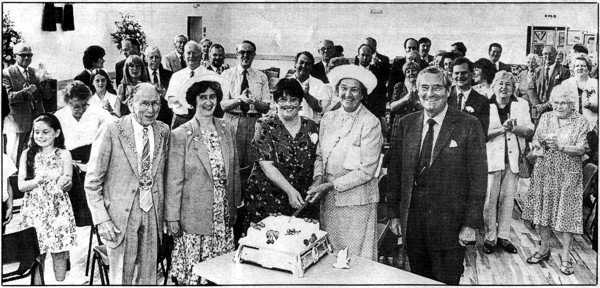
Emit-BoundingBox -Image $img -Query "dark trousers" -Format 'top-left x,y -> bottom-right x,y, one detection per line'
406,187 -> 466,285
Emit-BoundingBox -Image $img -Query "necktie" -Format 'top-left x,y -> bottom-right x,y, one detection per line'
458,93 -> 464,111
139,127 -> 153,212
23,69 -> 30,85
180,55 -> 186,69
152,70 -> 159,87
418,119 -> 436,173
190,69 -> 195,78
542,66 -> 551,101
240,70 -> 250,114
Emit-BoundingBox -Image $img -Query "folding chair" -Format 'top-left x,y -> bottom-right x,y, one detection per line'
2,227 -> 44,285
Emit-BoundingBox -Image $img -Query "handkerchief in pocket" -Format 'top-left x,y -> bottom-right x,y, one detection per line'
449,140 -> 458,148
343,146 -> 361,170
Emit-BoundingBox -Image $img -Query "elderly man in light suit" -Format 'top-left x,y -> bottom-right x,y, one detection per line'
162,34 -> 188,73
2,42 -> 49,164
85,83 -> 169,285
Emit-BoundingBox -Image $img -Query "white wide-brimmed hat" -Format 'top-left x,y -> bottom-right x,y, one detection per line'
176,73 -> 230,109
327,65 -> 378,94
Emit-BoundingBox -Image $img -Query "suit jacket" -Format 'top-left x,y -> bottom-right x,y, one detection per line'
74,70 -> 92,89
516,69 -> 541,107
535,64 -> 570,104
496,61 -> 512,73
165,118 -> 241,235
115,59 -> 125,88
388,57 -> 429,97
311,61 -> 329,84
358,64 -> 388,118
314,105 -> 383,207
448,87 -> 490,137
85,115 -> 170,248
353,52 -> 391,75
387,107 -> 487,250
162,50 -> 184,73
2,64 -> 48,133
423,54 -> 434,64
487,97 -> 533,173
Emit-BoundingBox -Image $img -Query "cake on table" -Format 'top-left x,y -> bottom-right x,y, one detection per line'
234,215 -> 333,277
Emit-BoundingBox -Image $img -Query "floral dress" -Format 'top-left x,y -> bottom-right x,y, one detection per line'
241,115 -> 319,232
522,112 -> 590,234
389,82 -> 422,132
22,148 -> 76,254
169,129 -> 235,285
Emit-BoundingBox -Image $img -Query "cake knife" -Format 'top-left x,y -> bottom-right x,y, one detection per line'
289,202 -> 309,222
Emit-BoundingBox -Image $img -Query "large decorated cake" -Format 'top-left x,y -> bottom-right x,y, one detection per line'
234,215 -> 332,277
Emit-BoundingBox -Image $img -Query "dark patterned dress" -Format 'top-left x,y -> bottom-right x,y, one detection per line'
169,129 -> 235,285
22,148 -> 76,254
522,112 -> 590,234
242,115 -> 319,232
389,82 -> 422,131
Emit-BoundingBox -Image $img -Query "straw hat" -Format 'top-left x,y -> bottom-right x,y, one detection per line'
327,65 -> 377,94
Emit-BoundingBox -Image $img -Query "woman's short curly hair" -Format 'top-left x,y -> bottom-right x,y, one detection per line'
185,81 -> 224,109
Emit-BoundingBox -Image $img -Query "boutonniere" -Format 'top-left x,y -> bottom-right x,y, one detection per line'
555,74 -> 560,80
584,88 -> 596,99
187,130 -> 192,136
310,133 -> 319,144
465,106 -> 475,113
192,135 -> 200,142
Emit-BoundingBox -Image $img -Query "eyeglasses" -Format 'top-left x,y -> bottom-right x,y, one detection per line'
16,53 -> 33,58
138,101 -> 161,109
237,50 -> 255,56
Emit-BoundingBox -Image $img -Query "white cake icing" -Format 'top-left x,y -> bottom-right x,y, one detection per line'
239,215 -> 327,255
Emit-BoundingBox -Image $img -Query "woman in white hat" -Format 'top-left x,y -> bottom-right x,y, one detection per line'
307,65 -> 383,260
165,74 -> 241,284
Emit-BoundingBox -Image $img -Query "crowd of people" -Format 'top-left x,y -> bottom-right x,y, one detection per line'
1,33 -> 597,285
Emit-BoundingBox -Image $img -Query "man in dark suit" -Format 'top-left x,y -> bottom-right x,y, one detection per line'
448,57 -> 490,136
356,44 -> 388,135
419,37 -> 434,64
115,38 -> 141,88
74,45 -> 106,90
489,43 -> 511,73
354,37 -> 391,76
144,46 -> 173,127
387,66 -> 487,284
389,38 -> 429,96
311,39 -> 334,84
2,43 -> 50,164
534,45 -> 570,120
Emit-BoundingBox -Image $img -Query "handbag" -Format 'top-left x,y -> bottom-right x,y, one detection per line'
516,137 -> 534,178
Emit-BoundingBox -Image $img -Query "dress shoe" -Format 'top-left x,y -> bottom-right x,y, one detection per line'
482,240 -> 495,254
497,238 -> 518,254
526,250 -> 551,264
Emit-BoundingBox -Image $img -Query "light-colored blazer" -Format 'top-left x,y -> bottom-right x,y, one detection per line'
314,105 -> 383,207
562,77 -> 598,127
486,97 -> 534,173
85,115 -> 170,248
162,50 -> 184,73
165,117 -> 241,235
2,64 -> 47,133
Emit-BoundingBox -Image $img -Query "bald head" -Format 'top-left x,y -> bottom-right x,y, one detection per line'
318,39 -> 335,63
542,46 -> 558,66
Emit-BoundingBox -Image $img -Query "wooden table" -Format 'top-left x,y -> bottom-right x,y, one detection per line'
192,251 -> 441,285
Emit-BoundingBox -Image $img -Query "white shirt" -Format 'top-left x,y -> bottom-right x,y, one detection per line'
420,104 -> 449,164
290,74 -> 324,122
55,106 -> 116,150
89,92 -> 119,112
456,87 -> 472,110
3,154 -> 17,202
16,64 -> 30,81
131,117 -> 155,170
222,65 -> 270,114
165,65 -> 213,115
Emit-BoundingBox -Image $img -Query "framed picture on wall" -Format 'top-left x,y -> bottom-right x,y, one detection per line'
567,29 -> 582,45
558,31 -> 566,46
584,33 -> 596,54
527,26 -> 567,55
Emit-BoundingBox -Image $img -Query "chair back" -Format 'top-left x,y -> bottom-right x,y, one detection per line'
268,78 -> 280,92
67,164 -> 94,227
2,227 -> 40,269
8,174 -> 25,200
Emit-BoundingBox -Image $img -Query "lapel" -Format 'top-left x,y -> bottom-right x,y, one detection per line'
448,87 -> 459,109
188,119 -> 213,177
215,118 -> 230,178
406,112 -> 424,172
431,108 -> 457,166
151,121 -> 165,177
10,65 -> 27,85
464,89 -> 479,109
116,115 -> 140,178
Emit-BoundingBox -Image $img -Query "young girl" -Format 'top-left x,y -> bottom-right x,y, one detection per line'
89,69 -> 120,117
18,113 -> 77,282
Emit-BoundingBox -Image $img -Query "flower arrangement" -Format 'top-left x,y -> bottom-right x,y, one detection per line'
110,12 -> 147,51
2,12 -> 24,68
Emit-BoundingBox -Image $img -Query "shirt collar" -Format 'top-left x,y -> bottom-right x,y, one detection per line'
148,67 -> 159,76
16,65 -> 27,75
236,65 -> 252,75
456,87 -> 472,98
339,104 -> 362,118
547,62 -> 556,72
424,104 -> 448,126
131,115 -> 153,131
